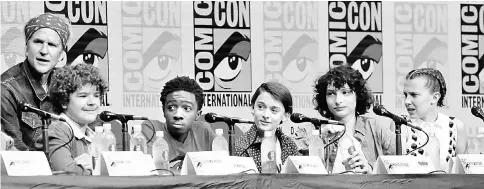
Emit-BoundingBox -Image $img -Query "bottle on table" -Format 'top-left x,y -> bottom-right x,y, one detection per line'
425,128 -> 441,170
92,126 -> 105,176
103,123 -> 116,151
309,130 -> 325,164
212,129 -> 229,153
152,131 -> 170,175
261,131 -> 277,173
339,134 -> 359,171
130,125 -> 147,154
475,127 -> 484,154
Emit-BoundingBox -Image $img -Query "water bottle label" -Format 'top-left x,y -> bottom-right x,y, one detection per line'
162,150 -> 169,161
317,149 -> 324,158
267,151 -> 275,161
108,144 -> 116,151
133,144 -> 144,152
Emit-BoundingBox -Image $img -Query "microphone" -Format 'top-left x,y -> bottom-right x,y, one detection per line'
372,105 -> 422,131
471,106 -> 484,121
99,111 -> 148,122
290,113 -> 344,125
204,113 -> 254,124
19,102 -> 65,121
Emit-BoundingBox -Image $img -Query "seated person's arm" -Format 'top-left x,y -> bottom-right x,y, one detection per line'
1,131 -> 17,151
1,88 -> 28,151
49,123 -> 92,176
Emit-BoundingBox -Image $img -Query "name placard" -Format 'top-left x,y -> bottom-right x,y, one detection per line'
450,154 -> 484,174
226,156 -> 259,174
282,156 -> 328,174
180,151 -> 229,175
374,155 -> 436,174
99,151 -> 154,176
0,151 -> 52,176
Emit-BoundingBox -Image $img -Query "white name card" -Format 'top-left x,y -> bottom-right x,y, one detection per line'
0,151 -> 52,176
180,151 -> 229,175
99,151 -> 154,176
282,156 -> 328,174
226,156 -> 259,174
374,155 -> 436,174
450,154 -> 484,174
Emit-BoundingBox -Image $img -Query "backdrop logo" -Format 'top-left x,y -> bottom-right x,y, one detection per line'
461,4 -> 484,108
122,2 -> 181,108
194,1 -> 252,107
263,1 -> 318,109
0,2 -> 32,73
45,1 -> 109,105
394,3 -> 448,108
328,1 -> 383,105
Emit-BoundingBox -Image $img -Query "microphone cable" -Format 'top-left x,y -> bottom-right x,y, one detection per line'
49,121 -> 75,161
150,168 -> 175,176
145,120 -> 157,144
324,124 -> 346,149
405,128 -> 429,156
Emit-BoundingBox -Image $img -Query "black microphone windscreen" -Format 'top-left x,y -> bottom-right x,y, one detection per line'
373,105 -> 385,115
99,111 -> 113,122
204,113 -> 217,123
290,113 -> 305,123
471,106 -> 482,117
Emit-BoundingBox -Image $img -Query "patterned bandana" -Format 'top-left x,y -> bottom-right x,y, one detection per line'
24,13 -> 70,51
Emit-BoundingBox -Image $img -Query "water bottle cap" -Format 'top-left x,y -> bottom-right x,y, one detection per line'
478,127 -> 484,134
156,131 -> 164,137
133,125 -> 142,132
264,131 -> 273,137
215,129 -> 223,135
103,123 -> 111,130
95,126 -> 103,133
312,130 -> 319,135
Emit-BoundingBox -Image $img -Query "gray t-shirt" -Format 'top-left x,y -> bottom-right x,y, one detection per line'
141,120 -> 216,162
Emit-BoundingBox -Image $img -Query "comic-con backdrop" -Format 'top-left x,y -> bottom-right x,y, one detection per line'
1,1 -> 483,152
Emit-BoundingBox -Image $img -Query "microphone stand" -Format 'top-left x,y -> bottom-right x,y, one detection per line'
119,117 -> 130,151
41,118 -> 50,162
223,117 -> 236,156
395,122 -> 402,155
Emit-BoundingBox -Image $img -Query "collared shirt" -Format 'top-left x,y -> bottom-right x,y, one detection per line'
324,115 -> 396,173
235,125 -> 300,173
43,113 -> 94,176
1,60 -> 55,151
402,112 -> 460,170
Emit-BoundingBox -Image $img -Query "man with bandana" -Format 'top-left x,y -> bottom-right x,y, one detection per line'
1,13 -> 71,151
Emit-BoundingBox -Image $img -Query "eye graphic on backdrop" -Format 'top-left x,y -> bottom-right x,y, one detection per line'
282,34 -> 317,83
281,34 -> 318,92
346,35 -> 382,80
142,31 -> 181,91
1,27 -> 24,70
414,37 -> 447,71
66,28 -> 108,68
213,32 -> 251,90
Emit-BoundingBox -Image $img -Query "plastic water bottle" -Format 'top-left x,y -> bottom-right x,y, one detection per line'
261,131 -> 277,173
130,125 -> 147,154
103,123 -> 116,151
339,134 -> 358,171
475,127 -> 484,154
212,129 -> 229,153
425,129 -> 441,170
152,131 -> 170,175
309,130 -> 325,162
92,126 -> 104,175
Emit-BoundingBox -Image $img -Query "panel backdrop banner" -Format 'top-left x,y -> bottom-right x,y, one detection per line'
1,1 -> 484,153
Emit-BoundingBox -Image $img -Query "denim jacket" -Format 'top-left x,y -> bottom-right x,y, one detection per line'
324,115 -> 396,172
1,60 -> 55,151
